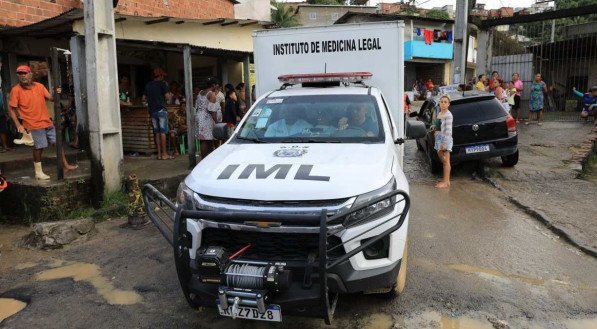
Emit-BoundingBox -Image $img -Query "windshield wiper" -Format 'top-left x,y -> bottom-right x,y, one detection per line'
236,136 -> 268,143
280,138 -> 341,143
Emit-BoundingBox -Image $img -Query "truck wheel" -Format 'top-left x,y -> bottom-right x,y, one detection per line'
501,150 -> 519,167
391,241 -> 408,296
173,217 -> 201,309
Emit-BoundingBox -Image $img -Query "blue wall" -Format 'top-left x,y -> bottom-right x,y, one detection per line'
404,40 -> 453,61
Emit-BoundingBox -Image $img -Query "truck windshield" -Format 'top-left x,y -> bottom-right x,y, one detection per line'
236,94 -> 384,143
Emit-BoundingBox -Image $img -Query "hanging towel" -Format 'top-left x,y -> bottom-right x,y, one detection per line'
446,31 -> 453,42
415,27 -> 422,36
424,29 -> 434,45
433,29 -> 442,41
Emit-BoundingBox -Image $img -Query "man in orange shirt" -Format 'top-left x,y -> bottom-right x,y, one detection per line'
8,65 -> 77,180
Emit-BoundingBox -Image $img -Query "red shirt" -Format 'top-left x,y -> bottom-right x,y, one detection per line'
9,82 -> 53,130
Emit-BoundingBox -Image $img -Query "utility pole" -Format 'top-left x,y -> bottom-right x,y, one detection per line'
453,0 -> 469,84
84,0 -> 123,207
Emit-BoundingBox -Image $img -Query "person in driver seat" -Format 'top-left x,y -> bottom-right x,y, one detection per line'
264,104 -> 313,137
338,103 -> 378,136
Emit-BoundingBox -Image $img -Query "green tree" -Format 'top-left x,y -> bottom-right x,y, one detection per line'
307,0 -> 345,5
270,1 -> 301,28
425,9 -> 450,20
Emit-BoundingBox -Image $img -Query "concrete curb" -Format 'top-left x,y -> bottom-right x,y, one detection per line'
483,176 -> 597,259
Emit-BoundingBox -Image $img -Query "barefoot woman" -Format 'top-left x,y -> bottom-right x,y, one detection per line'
434,95 -> 453,188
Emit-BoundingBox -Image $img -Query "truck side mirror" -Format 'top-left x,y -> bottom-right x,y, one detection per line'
213,123 -> 233,141
405,120 -> 427,139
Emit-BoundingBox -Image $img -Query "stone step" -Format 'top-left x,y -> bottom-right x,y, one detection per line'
0,156 -> 191,222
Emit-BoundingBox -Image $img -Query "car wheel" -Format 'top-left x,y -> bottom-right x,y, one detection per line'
415,139 -> 424,151
427,147 -> 442,174
173,216 -> 202,309
501,150 -> 519,167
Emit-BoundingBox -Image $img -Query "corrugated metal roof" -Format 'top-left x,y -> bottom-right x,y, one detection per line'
335,11 -> 455,24
0,8 -> 81,38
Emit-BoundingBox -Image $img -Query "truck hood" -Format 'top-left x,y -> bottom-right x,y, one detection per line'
185,143 -> 395,201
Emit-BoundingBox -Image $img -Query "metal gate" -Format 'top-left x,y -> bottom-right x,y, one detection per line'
480,6 -> 597,121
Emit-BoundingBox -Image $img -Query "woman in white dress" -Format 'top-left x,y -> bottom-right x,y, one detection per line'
194,78 -> 220,159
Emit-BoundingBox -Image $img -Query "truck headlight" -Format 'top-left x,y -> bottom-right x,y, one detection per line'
344,178 -> 396,227
176,182 -> 195,210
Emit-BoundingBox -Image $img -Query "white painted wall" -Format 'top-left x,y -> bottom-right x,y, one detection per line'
234,0 -> 271,22
73,19 -> 258,52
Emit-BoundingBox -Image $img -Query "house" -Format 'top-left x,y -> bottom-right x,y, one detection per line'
335,12 -> 463,88
293,4 -> 377,27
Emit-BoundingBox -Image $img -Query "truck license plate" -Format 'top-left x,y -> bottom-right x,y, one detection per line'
216,302 -> 282,322
465,144 -> 490,154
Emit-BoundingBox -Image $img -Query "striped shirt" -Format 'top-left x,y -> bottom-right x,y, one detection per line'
439,111 -> 453,143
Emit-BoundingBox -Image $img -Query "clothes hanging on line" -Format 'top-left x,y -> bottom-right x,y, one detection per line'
423,29 -> 434,45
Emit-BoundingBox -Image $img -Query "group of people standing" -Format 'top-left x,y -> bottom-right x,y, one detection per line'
476,71 -> 549,126
194,78 -> 253,159
141,68 -> 254,161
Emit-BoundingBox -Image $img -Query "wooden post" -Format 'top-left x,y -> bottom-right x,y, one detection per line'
243,55 -> 251,108
50,47 -> 64,180
183,45 -> 196,168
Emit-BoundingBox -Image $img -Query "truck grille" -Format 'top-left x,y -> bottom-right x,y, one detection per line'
201,228 -> 344,261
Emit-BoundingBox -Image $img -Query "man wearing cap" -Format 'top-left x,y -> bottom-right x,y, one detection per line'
7,65 -> 77,180
143,67 -> 171,160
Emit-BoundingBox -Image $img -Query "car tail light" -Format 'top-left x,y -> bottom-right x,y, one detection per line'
506,115 -> 517,137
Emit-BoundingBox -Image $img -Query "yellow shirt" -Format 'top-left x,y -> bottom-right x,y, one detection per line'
475,81 -> 486,91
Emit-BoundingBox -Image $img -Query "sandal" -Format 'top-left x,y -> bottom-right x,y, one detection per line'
525,121 -> 530,125
538,122 -> 543,126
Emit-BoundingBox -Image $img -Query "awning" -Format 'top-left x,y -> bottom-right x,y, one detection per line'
0,8 -> 271,55
0,8 -> 81,38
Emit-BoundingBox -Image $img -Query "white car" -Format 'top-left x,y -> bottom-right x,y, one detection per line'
143,73 -> 426,324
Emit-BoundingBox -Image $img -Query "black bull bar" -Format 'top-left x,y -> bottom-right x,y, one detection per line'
142,183 -> 410,324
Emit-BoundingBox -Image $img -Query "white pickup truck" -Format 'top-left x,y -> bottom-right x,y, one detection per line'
143,22 -> 427,325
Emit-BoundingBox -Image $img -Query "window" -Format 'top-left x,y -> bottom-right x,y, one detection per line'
237,95 -> 384,143
331,13 -> 339,21
309,12 -> 317,20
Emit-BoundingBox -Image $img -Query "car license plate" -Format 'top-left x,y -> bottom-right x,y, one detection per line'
465,144 -> 490,154
216,301 -> 282,322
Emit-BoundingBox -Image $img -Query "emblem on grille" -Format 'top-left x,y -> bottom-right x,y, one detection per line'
273,146 -> 308,157
472,124 -> 479,132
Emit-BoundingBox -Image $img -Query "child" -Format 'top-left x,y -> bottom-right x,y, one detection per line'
507,82 -> 517,114
432,95 -> 453,189
573,86 -> 597,128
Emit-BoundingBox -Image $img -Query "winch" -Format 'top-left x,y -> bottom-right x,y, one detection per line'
196,245 -> 292,316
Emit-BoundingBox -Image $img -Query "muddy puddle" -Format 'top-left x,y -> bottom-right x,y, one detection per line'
448,264 -> 545,285
404,311 -> 494,329
35,262 -> 142,305
0,298 -> 27,323
362,313 -> 394,329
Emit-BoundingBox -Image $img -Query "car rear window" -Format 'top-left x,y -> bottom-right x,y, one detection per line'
450,98 -> 506,125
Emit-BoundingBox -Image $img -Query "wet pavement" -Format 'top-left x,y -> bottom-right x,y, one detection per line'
483,122 -> 597,256
1,156 -> 596,328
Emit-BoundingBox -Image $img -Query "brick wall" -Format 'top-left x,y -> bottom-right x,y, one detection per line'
379,3 -> 401,14
0,0 -> 80,28
0,0 -> 234,28
115,0 -> 234,20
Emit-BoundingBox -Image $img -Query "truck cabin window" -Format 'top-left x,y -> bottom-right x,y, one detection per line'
237,95 -> 384,143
